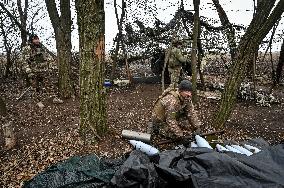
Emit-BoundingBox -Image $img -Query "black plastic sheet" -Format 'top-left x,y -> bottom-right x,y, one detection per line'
24,143 -> 284,188
111,150 -> 161,188
154,145 -> 284,188
111,144 -> 284,188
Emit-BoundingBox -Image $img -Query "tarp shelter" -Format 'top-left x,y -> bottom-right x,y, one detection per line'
24,142 -> 284,188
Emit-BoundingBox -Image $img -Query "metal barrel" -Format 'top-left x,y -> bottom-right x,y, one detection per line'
122,130 -> 151,143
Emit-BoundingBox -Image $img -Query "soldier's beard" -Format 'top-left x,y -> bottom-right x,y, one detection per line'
32,42 -> 41,48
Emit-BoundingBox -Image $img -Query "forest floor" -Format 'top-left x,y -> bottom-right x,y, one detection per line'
0,71 -> 284,187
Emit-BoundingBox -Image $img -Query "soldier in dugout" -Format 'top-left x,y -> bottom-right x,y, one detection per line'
21,34 -> 49,93
149,80 -> 202,142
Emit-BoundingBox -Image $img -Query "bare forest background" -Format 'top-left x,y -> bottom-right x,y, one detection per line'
0,0 -> 283,133
0,0 -> 284,186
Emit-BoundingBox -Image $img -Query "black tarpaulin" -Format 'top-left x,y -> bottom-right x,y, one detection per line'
24,143 -> 284,188
112,144 -> 284,188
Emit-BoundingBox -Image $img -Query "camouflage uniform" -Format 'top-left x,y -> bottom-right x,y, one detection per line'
20,43 -> 48,92
151,89 -> 201,139
167,46 -> 187,88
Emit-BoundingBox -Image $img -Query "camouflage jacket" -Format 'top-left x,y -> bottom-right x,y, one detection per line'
20,43 -> 48,75
168,47 -> 187,69
152,89 -> 201,138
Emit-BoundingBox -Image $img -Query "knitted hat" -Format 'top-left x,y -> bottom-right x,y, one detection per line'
178,80 -> 192,91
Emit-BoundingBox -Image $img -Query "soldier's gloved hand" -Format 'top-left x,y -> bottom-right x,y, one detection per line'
175,131 -> 184,140
193,127 -> 201,136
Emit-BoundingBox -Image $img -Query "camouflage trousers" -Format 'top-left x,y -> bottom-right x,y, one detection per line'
168,67 -> 181,89
148,120 -> 175,139
149,117 -> 196,138
147,120 -> 174,150
148,119 -> 195,150
27,72 -> 48,93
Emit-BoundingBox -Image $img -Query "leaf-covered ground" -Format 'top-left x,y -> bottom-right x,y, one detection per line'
0,76 -> 283,187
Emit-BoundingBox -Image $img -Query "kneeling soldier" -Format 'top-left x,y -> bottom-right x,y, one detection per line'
150,80 -> 201,141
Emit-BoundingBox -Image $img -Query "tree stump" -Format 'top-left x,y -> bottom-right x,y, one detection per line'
2,122 -> 16,150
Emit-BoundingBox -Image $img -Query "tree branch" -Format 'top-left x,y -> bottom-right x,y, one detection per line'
45,0 -> 60,34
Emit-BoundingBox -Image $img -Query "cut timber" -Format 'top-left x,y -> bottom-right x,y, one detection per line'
2,122 -> 16,150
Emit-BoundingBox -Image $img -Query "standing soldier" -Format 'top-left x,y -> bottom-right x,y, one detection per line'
150,80 -> 202,141
21,34 -> 49,93
167,39 -> 188,88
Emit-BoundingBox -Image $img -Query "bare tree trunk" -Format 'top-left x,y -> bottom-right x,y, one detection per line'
261,22 -> 279,62
197,19 -> 205,90
76,0 -> 107,139
270,39 -> 275,82
110,0 -> 126,81
212,0 -> 237,60
181,1 -> 192,37
121,36 -> 133,84
4,51 -> 11,78
17,0 -> 28,48
162,49 -> 169,91
0,96 -> 7,116
275,38 -> 284,85
0,15 -> 12,78
213,0 -> 284,129
57,28 -> 73,98
122,50 -> 132,84
191,0 -> 200,104
162,33 -> 175,92
261,22 -> 279,89
253,52 -> 256,97
181,1 -> 205,89
110,36 -> 120,81
45,0 -> 73,98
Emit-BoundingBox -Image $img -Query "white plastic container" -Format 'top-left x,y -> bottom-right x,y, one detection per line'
244,144 -> 261,153
190,142 -> 198,148
231,145 -> 253,156
216,144 -> 230,152
225,145 -> 243,154
129,140 -> 159,156
195,135 -> 213,149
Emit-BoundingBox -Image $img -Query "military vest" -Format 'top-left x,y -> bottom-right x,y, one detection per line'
153,89 -> 185,122
32,47 -> 44,63
29,44 -> 47,72
168,47 -> 182,68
